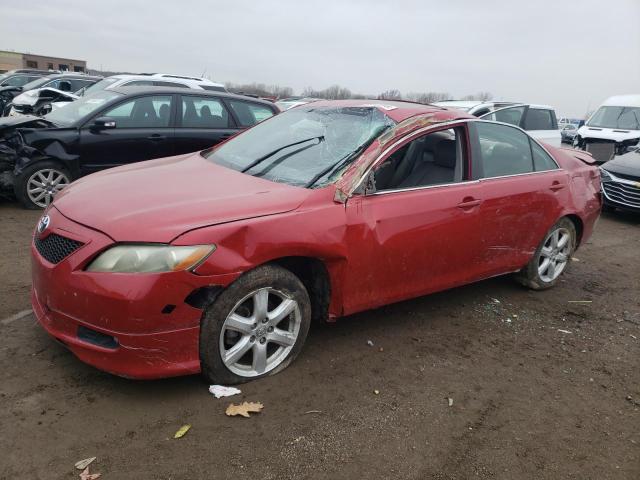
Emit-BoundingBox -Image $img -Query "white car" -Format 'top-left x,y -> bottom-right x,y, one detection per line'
435,101 -> 561,147
575,94 -> 640,163
82,73 -> 227,96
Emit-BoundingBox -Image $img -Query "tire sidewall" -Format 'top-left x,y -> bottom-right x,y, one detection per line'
14,160 -> 71,210
199,264 -> 311,385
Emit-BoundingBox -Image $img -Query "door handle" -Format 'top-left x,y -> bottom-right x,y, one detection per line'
147,134 -> 166,141
457,197 -> 482,210
549,181 -> 565,191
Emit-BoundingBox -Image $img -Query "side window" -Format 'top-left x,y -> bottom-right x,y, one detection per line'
476,122 -> 533,178
123,80 -> 154,87
524,109 -> 555,130
68,79 -> 94,92
482,106 -> 525,127
101,95 -> 172,128
531,141 -> 558,171
374,128 -> 465,191
153,81 -> 188,88
227,100 -> 274,126
181,96 -> 231,128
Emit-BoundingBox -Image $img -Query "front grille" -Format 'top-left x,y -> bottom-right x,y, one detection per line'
603,180 -> 640,208
586,142 -> 615,163
34,233 -> 84,264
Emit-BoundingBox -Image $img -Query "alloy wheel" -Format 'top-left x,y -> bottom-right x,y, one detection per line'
538,227 -> 571,282
219,287 -> 301,377
27,168 -> 70,208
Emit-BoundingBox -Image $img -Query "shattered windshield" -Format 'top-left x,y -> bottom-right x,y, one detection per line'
587,106 -> 640,130
205,106 -> 395,188
44,90 -> 122,127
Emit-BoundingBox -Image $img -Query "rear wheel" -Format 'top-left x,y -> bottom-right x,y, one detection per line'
14,161 -> 71,209
515,218 -> 576,290
200,264 -> 311,384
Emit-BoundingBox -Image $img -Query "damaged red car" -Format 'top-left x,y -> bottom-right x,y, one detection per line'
31,100 -> 601,382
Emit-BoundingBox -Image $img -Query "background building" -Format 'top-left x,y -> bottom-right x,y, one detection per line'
0,50 -> 86,73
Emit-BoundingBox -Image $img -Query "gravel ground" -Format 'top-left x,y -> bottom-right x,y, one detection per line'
0,200 -> 638,479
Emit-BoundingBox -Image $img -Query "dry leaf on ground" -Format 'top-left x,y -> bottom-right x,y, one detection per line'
174,424 -> 191,438
79,467 -> 101,480
75,457 -> 96,470
226,402 -> 264,417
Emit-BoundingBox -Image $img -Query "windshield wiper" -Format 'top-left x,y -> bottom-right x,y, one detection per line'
241,136 -> 324,173
305,125 -> 391,188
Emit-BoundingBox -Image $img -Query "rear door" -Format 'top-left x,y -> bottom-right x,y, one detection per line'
173,94 -> 239,155
78,93 -> 176,174
469,121 -> 570,276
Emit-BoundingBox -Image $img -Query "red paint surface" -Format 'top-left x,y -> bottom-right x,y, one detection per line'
31,102 -> 601,379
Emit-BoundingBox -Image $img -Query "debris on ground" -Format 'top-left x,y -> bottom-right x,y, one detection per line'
571,257 -> 581,262
491,298 -> 501,304
173,424 -> 191,438
304,410 -> 322,414
366,340 -> 374,347
75,457 -> 96,470
379,347 -> 384,352
558,329 -> 573,334
447,397 -> 454,407
209,385 -> 241,398
226,402 -> 264,418
568,300 -> 592,304
79,467 -> 101,480
373,389 -> 380,395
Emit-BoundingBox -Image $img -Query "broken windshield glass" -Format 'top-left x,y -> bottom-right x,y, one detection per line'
205,105 -> 396,188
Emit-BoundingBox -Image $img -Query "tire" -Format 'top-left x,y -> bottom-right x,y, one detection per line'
200,264 -> 311,385
14,160 -> 72,209
515,218 -> 576,290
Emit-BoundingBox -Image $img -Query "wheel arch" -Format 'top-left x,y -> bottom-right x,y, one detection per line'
563,213 -> 584,247
271,256 -> 332,324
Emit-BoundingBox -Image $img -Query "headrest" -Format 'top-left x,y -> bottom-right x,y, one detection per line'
434,139 -> 456,168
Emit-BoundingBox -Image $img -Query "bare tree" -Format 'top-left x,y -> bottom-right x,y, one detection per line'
377,89 -> 402,100
405,92 -> 450,104
461,91 -> 493,101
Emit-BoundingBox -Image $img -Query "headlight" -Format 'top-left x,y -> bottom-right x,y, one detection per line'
87,244 -> 215,273
599,167 -> 611,182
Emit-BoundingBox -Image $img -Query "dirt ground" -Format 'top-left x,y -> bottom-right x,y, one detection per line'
0,200 -> 638,480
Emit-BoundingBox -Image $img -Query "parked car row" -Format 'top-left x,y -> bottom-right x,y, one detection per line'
0,87 -> 278,208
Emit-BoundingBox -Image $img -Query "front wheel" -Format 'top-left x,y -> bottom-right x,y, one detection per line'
14,161 -> 71,209
200,264 -> 311,384
515,218 -> 576,290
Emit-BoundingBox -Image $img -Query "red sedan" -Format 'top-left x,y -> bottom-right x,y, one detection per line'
31,100 -> 601,382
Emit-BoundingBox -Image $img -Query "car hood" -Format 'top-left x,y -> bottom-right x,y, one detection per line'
577,125 -> 640,142
53,152 -> 311,243
0,115 -> 55,134
602,150 -> 640,177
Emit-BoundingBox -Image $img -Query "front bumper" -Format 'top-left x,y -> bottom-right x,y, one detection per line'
30,207 -> 239,379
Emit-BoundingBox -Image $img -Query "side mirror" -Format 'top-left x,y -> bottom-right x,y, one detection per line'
40,103 -> 53,115
91,117 -> 117,131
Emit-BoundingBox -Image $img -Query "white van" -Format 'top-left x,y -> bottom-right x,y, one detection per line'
575,95 -> 640,163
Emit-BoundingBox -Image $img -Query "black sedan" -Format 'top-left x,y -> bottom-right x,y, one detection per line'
600,146 -> 640,213
0,87 -> 278,208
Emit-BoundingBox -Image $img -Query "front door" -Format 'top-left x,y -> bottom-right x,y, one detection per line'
79,94 -> 176,174
342,124 -> 485,315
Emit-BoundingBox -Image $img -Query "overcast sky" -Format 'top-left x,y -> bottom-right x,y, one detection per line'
2,0 -> 639,116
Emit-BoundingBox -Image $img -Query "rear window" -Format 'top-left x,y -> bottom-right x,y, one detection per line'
227,100 -> 275,126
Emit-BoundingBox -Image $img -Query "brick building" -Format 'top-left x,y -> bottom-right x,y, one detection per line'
0,50 -> 87,73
